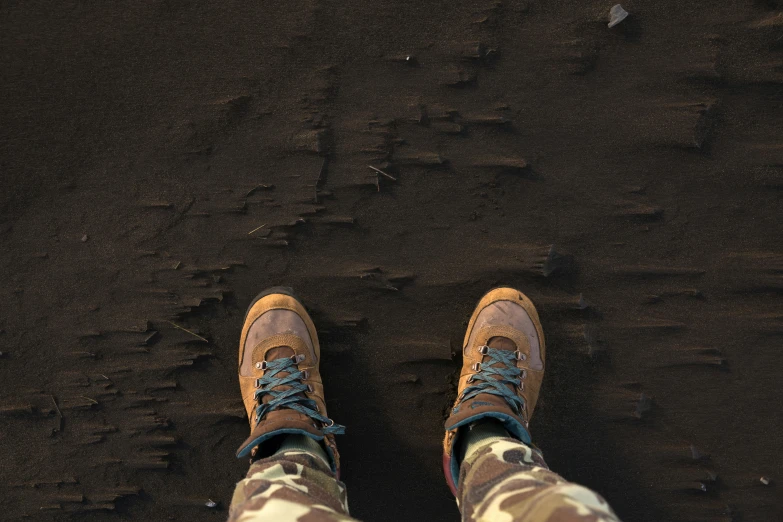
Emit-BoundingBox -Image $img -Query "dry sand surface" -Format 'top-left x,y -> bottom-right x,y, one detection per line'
1,1 -> 782,520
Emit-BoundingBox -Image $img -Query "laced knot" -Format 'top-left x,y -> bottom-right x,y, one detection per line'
254,356 -> 345,435
454,345 -> 525,415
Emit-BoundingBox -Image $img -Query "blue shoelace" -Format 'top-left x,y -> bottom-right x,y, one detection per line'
254,356 -> 345,435
453,346 -> 525,415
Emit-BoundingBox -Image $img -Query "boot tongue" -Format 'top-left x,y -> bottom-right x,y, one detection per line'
258,345 -> 299,407
444,334 -> 530,443
487,336 -> 516,352
265,346 -> 295,360
451,335 -> 520,414
239,344 -> 324,462
487,336 -> 518,392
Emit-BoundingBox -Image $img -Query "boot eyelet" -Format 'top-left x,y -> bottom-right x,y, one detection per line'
515,351 -> 526,361
521,370 -> 527,379
324,419 -> 335,428
255,378 -> 262,388
256,361 -> 268,370
467,375 -> 474,383
478,345 -> 488,355
471,362 -> 482,372
303,370 -> 310,379
307,384 -> 314,393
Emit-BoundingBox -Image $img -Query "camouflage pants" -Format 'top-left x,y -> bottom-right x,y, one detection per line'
228,438 -> 620,521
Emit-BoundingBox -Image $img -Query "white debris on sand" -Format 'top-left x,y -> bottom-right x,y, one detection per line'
608,4 -> 629,28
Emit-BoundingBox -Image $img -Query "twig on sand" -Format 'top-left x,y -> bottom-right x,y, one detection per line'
165,321 -> 209,343
80,396 -> 98,405
51,395 -> 63,432
368,165 -> 397,181
248,223 -> 267,235
51,395 -> 62,417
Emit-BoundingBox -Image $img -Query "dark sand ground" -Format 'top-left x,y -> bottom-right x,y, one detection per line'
2,1 -> 782,520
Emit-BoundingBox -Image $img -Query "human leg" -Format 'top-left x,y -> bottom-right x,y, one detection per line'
230,287 -> 356,521
443,288 -> 621,522
228,436 -> 355,522
457,429 -> 619,521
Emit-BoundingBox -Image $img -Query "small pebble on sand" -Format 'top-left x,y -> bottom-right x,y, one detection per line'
81,234 -> 89,243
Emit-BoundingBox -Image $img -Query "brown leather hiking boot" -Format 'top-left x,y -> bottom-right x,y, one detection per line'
235,287 -> 344,475
442,287 -> 546,495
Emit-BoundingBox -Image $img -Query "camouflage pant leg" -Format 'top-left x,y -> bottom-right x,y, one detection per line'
228,450 -> 358,522
458,438 -> 621,522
